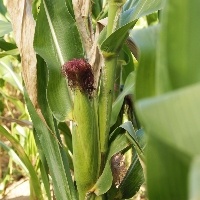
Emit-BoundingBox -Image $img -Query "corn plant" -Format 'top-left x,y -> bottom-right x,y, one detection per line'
4,0 -> 199,199
8,0 -> 164,199
4,0 -> 165,199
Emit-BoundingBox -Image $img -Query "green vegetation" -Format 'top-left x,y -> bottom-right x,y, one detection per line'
0,0 -> 199,199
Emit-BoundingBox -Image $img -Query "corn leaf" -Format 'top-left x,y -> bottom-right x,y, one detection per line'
93,132 -> 130,196
119,0 -> 165,27
34,129 -> 52,200
135,0 -> 200,198
34,0 -> 84,121
0,48 -> 19,58
94,121 -> 142,196
119,158 -> 144,199
35,55 -> 77,199
156,0 -> 200,94
39,160 -> 51,200
25,91 -> 76,200
0,1 -> 7,21
101,21 -> 136,55
123,0 -> 139,11
0,56 -> 23,91
0,38 -> 17,51
130,25 -> 159,100
0,141 -> 28,174
189,156 -> 200,200
58,122 -> 73,153
0,20 -> 12,36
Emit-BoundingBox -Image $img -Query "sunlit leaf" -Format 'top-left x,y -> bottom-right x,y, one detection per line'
0,56 -> 23,91
119,0 -> 165,27
130,25 -> 159,100
101,21 -> 136,55
0,20 -> 12,36
156,0 -> 200,94
0,141 -> 28,173
189,156 -> 200,200
0,48 -> 19,58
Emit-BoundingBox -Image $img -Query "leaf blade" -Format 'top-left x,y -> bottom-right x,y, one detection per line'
34,0 -> 84,121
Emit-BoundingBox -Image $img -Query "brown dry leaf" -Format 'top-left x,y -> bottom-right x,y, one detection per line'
72,0 -> 93,56
72,0 -> 103,90
7,0 -> 38,108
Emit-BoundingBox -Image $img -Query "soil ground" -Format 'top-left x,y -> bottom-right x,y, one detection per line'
1,179 -> 29,200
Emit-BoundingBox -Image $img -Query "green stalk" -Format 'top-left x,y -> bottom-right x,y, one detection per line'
99,0 -> 125,159
99,58 -> 117,155
107,0 -> 125,37
72,90 -> 100,199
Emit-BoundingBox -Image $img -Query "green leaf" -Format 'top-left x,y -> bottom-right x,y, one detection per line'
25,91 -> 76,200
34,0 -> 84,121
137,84 -> 200,162
119,158 -> 144,199
189,156 -> 200,200
156,0 -> 200,94
146,136 -> 190,200
146,12 -> 159,25
0,56 -> 23,91
119,0 -> 165,27
136,83 -> 200,199
94,121 -> 143,196
120,121 -> 145,163
0,141 -> 28,174
32,0 -> 41,20
121,45 -> 135,84
0,20 -> 12,37
64,0 -> 75,19
0,125 -> 43,199
92,0 -> 102,18
110,72 -> 135,127
107,128 -> 146,200
39,160 -> 51,200
58,122 -> 73,153
123,0 -> 139,11
134,3 -> 200,198
0,38 -> 17,51
0,1 -> 8,21
0,48 -> 19,58
35,55 -> 77,199
34,129 -> 52,200
135,128 -> 146,149
93,132 -> 130,196
36,55 -> 52,127
101,21 -> 136,55
130,25 -> 159,100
